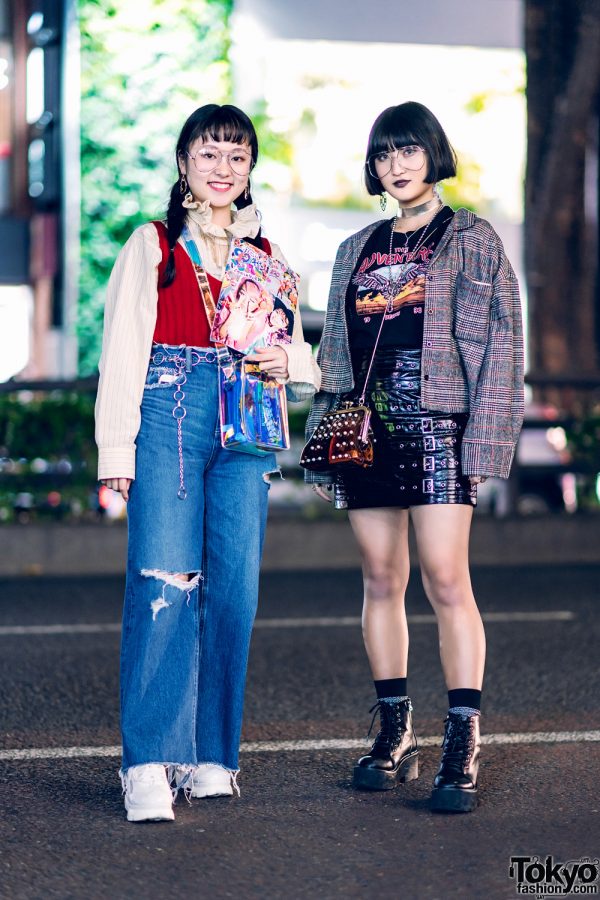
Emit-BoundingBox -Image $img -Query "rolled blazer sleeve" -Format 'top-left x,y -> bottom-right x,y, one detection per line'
94,224 -> 162,481
461,253 -> 525,479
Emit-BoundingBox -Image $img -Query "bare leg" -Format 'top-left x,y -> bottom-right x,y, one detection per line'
349,507 -> 419,791
410,504 -> 485,689
348,507 -> 411,680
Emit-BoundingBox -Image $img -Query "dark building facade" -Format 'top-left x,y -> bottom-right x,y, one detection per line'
0,0 -> 76,380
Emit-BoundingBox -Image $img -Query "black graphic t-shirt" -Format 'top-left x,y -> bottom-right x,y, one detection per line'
346,206 -> 454,349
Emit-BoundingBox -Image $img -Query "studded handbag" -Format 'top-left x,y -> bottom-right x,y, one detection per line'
300,296 -> 391,472
299,241 -> 407,474
299,401 -> 374,471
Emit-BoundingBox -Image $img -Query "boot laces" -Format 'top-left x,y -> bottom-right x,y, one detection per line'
440,715 -> 475,772
367,700 -> 408,752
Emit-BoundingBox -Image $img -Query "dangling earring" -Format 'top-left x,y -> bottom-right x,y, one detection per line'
380,192 -> 387,212
244,184 -> 249,201
179,174 -> 188,195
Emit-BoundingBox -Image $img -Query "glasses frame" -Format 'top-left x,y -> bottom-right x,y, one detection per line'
367,145 -> 427,179
186,146 -> 255,177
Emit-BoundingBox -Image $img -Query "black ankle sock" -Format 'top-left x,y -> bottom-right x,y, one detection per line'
374,678 -> 407,700
448,688 -> 481,712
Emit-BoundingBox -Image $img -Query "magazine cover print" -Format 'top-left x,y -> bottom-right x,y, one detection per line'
211,238 -> 299,354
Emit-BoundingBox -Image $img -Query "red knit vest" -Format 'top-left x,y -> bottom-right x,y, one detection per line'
152,221 -> 272,346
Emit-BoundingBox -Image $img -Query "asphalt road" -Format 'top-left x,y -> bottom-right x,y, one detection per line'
0,564 -> 599,900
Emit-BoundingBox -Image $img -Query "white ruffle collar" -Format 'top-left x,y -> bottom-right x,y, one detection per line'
182,197 -> 260,239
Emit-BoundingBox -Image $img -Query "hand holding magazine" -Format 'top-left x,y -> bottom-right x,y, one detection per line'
212,239 -> 299,455
210,239 -> 299,354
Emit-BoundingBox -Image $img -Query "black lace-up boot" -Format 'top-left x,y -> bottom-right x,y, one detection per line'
430,712 -> 481,812
353,698 -> 419,790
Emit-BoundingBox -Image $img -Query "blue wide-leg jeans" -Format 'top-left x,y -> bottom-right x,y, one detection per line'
120,344 -> 276,773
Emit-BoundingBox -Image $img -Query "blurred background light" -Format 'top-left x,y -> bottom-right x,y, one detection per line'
27,12 -> 44,36
26,47 -> 44,123
0,286 -> 32,381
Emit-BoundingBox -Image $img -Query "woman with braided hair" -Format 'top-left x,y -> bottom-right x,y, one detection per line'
95,104 -> 320,822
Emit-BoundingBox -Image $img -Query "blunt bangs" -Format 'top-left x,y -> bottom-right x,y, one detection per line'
194,108 -> 254,149
368,109 -> 421,158
364,101 -> 457,195
178,104 -> 258,165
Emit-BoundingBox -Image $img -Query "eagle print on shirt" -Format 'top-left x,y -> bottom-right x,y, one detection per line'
351,243 -> 434,321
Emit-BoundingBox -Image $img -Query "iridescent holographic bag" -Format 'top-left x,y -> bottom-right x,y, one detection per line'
219,356 -> 290,456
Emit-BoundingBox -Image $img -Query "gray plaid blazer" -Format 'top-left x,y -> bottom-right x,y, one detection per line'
304,207 -> 524,483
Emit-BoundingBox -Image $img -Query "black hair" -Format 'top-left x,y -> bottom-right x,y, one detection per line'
162,104 -> 261,287
271,298 -> 294,333
235,275 -> 261,299
364,101 -> 457,196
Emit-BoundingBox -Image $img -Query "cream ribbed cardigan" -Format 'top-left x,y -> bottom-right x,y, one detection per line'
94,201 -> 321,481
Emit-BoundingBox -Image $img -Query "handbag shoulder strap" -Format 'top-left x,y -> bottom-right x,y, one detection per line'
357,299 -> 390,405
179,224 -> 236,379
179,224 -> 218,322
180,223 -> 203,265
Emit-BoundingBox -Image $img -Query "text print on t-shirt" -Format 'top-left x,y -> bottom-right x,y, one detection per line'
352,242 -> 434,321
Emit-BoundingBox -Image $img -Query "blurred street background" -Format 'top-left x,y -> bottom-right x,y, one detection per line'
0,1 -> 599,898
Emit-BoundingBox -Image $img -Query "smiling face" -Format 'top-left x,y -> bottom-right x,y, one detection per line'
378,147 -> 436,208
236,278 -> 273,318
179,137 -> 252,211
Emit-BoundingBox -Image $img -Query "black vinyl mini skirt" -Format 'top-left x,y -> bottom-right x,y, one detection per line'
334,347 -> 477,510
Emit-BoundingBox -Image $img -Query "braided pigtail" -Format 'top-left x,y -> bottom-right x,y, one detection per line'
161,179 -> 188,287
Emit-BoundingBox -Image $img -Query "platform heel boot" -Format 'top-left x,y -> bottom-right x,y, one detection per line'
430,712 -> 481,813
353,698 -> 419,790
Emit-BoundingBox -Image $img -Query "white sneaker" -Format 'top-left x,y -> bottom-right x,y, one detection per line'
121,764 -> 175,822
190,763 -> 238,799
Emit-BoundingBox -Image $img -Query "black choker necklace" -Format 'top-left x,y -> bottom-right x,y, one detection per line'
397,196 -> 442,218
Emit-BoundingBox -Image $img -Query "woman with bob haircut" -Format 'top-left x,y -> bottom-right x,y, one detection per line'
306,101 -> 523,813
95,103 -> 320,822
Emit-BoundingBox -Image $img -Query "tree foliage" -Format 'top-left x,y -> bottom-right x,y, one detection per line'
0,393 -> 97,471
525,0 -> 600,411
78,0 -> 233,374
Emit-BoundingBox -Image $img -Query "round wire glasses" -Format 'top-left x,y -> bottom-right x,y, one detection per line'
367,145 -> 426,178
186,146 -> 254,177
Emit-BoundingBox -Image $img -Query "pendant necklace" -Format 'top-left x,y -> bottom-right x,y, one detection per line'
385,205 -> 442,311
